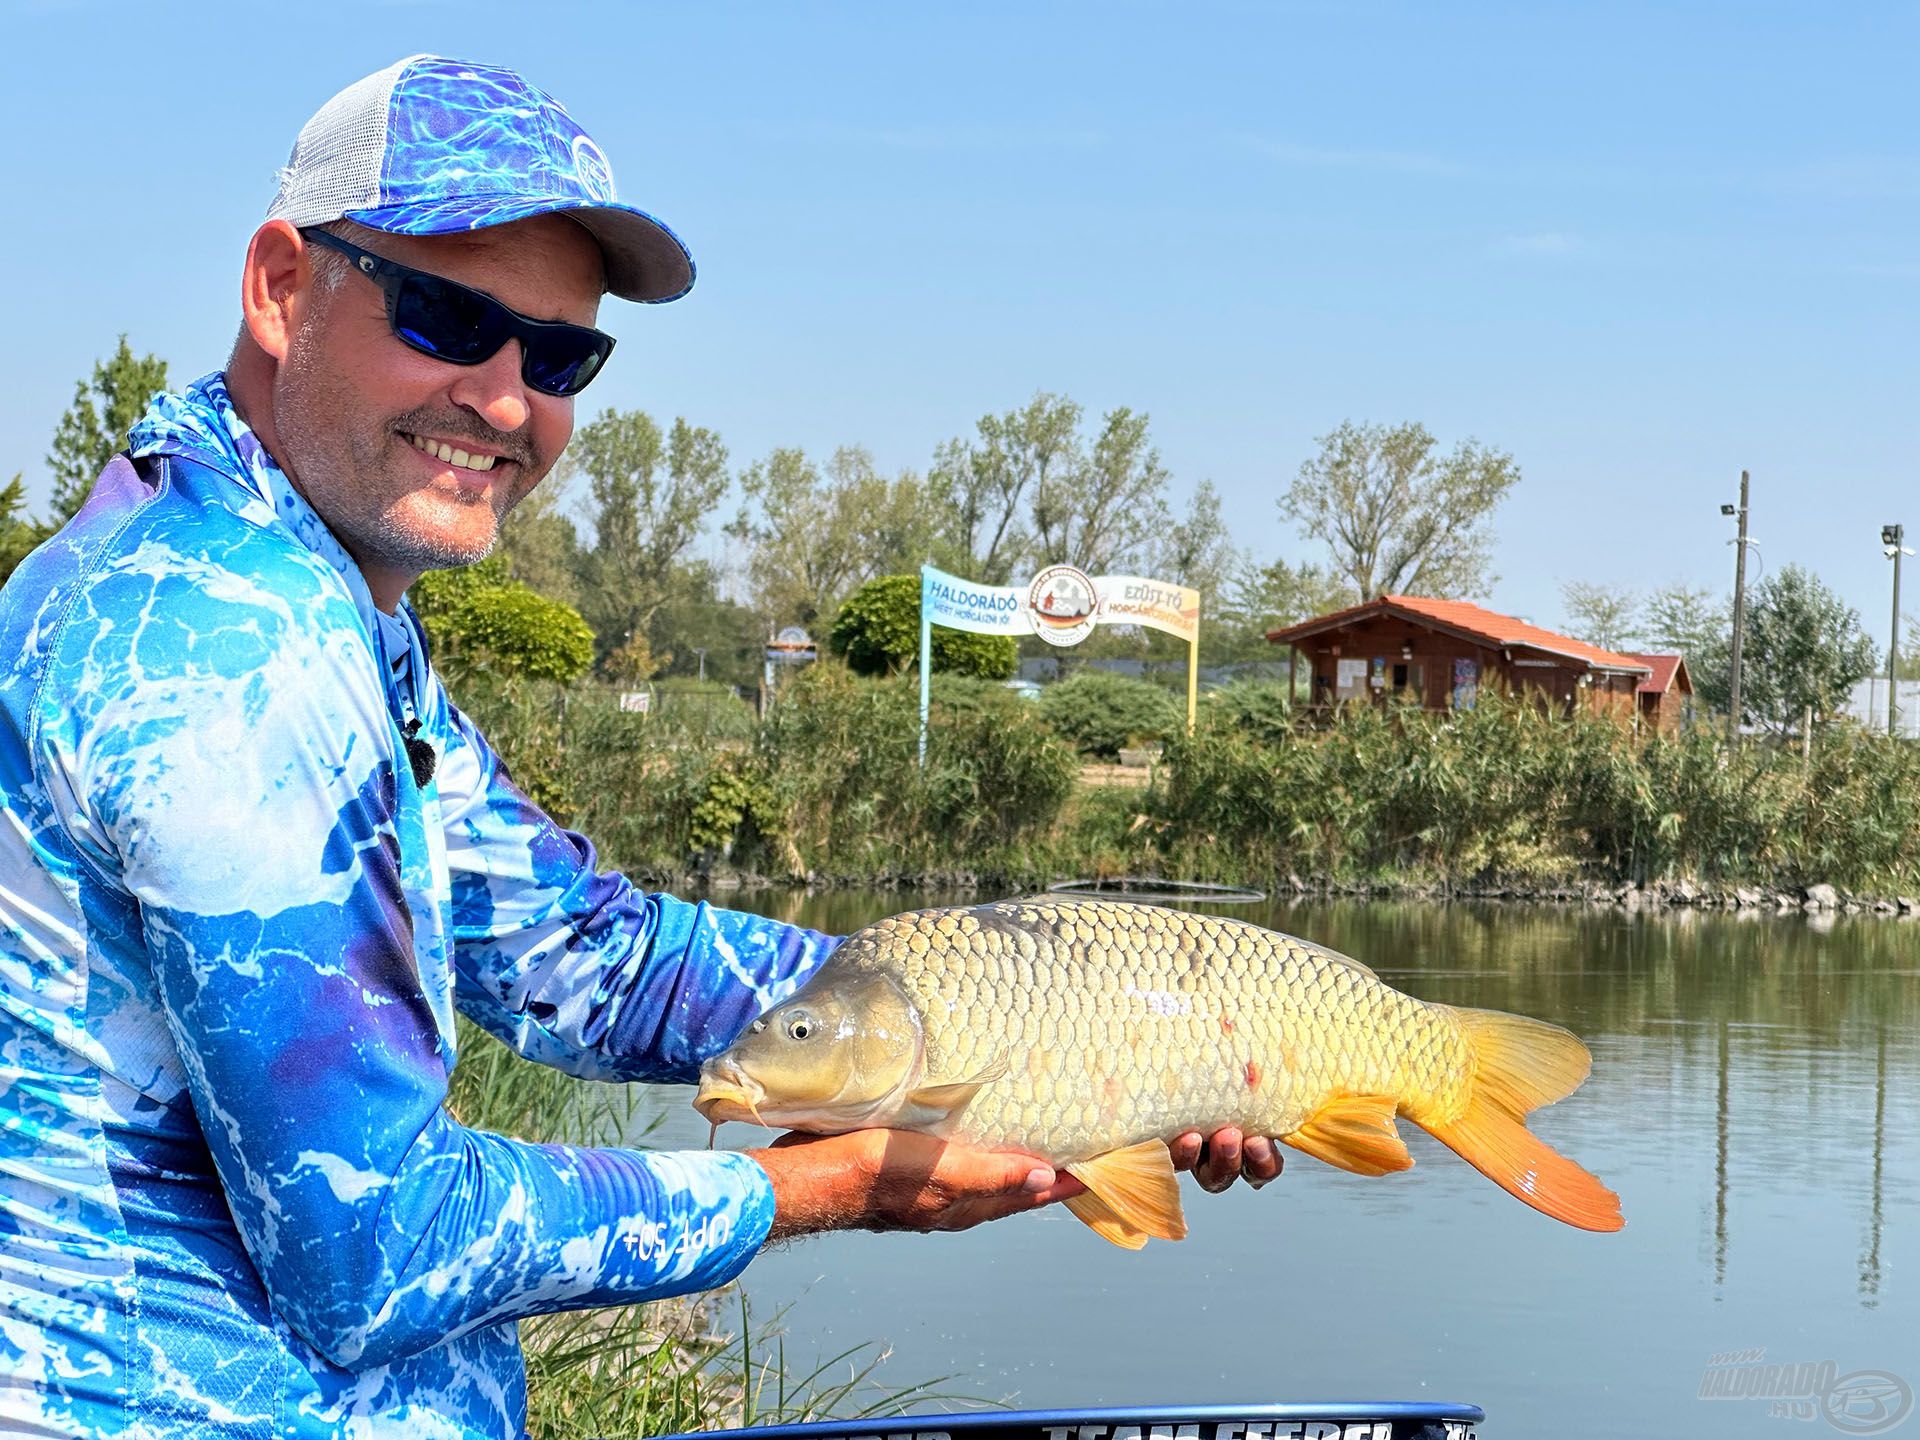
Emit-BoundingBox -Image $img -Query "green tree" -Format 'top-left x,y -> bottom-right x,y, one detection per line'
1,474 -> 51,588
1899,613 -> 1920,681
648,562 -> 766,689
1640,582 -> 1731,712
497,481 -> 584,609
1559,580 -> 1640,652
1209,554 -> 1349,664
828,574 -> 1018,680
1739,564 -> 1879,731
1152,480 -> 1241,600
46,336 -> 169,522
1641,582 -> 1726,656
569,410 -> 730,667
927,392 -> 1081,583
1281,420 -> 1519,602
730,446 -> 940,629
1031,405 -> 1169,575
412,556 -> 594,685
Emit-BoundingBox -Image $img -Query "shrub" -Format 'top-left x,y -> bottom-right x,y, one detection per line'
1039,669 -> 1184,759
1202,680 -> 1294,744
829,574 -> 1018,680
1152,689 -> 1920,892
746,665 -> 1076,875
416,556 -> 596,685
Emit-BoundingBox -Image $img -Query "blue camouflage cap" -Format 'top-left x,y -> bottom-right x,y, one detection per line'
266,54 -> 693,303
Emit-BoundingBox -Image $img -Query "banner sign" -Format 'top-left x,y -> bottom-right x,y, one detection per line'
921,566 -> 1034,636
1097,574 -> 1201,643
921,566 -> 1199,644
918,563 -> 1205,764
1028,564 -> 1100,647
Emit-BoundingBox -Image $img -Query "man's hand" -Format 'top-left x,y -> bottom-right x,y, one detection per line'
1171,1126 -> 1284,1194
748,1125 -> 1281,1240
749,1130 -> 1084,1240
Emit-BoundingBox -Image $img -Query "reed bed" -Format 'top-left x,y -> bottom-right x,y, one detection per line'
455,668 -> 1920,896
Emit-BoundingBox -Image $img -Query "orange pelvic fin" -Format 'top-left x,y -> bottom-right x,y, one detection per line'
1062,1138 -> 1188,1245
1061,1189 -> 1150,1249
1280,1093 -> 1413,1176
1419,1007 -> 1625,1233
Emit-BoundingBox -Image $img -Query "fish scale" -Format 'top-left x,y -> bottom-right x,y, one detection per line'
698,896 -> 1625,1239
827,898 -> 1460,1161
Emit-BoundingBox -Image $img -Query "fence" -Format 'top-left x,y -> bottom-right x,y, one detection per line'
1845,678 -> 1920,738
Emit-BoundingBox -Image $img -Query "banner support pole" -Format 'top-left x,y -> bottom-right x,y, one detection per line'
1186,620 -> 1199,734
918,566 -> 932,769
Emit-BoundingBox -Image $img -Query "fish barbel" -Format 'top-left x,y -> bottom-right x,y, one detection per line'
694,898 -> 1623,1246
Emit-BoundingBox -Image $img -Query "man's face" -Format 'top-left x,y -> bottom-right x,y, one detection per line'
271,213 -> 604,586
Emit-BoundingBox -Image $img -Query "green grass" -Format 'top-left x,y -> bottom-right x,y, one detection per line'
521,1292 -> 969,1439
447,1019 -> 975,1439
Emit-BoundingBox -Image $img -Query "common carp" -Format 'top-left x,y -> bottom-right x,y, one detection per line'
694,898 -> 1623,1245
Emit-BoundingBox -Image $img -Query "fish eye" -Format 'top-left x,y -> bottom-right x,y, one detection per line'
786,1011 -> 817,1042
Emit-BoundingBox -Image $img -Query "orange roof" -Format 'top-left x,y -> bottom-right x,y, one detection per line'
1267,594 -> 1652,675
1625,653 -> 1690,695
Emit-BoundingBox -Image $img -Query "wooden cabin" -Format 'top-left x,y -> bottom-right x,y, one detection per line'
1266,595 -> 1651,718
1625,653 -> 1694,733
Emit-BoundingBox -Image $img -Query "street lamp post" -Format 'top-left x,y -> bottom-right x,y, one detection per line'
693,647 -> 708,683
1721,471 -> 1753,745
1884,524 -> 1913,736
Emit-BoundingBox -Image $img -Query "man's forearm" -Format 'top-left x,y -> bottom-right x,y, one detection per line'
745,1130 -> 1068,1240
745,1126 -> 1284,1241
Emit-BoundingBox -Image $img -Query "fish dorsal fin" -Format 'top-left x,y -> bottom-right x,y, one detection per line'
1319,947 -> 1378,979
1286,935 -> 1377,979
1062,1139 -> 1188,1244
905,1053 -> 1009,1118
1280,1093 -> 1413,1176
1061,1189 -> 1150,1249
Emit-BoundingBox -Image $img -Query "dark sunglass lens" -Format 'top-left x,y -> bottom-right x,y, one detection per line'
393,274 -> 505,362
524,331 -> 612,396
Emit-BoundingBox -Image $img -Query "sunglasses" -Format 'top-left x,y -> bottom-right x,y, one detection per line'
299,227 -> 616,397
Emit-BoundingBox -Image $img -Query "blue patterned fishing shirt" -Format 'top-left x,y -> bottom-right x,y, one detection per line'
0,373 -> 837,1437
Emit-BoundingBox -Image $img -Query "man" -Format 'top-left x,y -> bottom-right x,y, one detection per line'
0,55 -> 1279,1439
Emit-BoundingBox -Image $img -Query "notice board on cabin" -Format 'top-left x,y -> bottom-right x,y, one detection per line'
1452,658 -> 1479,710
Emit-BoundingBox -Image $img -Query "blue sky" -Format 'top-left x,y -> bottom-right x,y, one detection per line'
6,1 -> 1916,642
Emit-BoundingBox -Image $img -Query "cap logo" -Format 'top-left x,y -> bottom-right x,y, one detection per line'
570,135 -> 616,202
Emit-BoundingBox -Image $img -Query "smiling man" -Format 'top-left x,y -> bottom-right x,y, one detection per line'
0,55 -> 1278,1439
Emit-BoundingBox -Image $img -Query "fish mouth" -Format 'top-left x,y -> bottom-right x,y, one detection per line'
693,1068 -> 770,1127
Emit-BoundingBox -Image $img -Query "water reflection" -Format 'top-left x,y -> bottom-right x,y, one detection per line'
643,893 -> 1918,1437
1861,1025 -> 1887,1308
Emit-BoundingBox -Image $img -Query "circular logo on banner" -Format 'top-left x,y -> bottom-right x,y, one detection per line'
1027,564 -> 1099,647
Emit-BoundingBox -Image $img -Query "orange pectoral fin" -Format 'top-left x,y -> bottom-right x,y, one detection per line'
1280,1093 -> 1414,1177
1062,1138 -> 1188,1245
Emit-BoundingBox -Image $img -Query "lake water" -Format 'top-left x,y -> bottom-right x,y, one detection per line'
633,892 -> 1920,1438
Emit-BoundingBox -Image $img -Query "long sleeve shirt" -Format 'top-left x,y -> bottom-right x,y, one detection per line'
0,373 -> 836,1438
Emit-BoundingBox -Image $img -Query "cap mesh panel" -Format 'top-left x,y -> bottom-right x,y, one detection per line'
265,55 -> 423,225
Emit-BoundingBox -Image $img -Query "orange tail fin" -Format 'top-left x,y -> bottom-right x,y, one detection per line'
1414,1007 -> 1624,1233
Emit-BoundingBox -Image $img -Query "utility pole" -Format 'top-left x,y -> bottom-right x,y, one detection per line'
1723,471 -> 1752,746
1885,524 -> 1910,735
